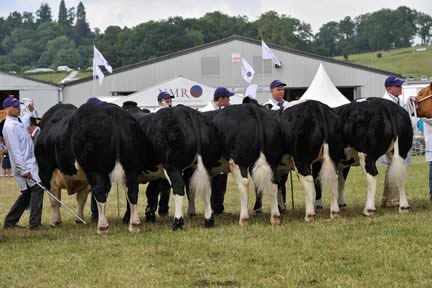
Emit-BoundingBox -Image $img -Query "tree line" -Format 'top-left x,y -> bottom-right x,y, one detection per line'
0,1 -> 431,73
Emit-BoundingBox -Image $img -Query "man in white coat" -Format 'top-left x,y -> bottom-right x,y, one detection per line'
264,80 -> 289,110
201,87 -> 234,112
200,87 -> 234,214
2,97 -> 46,230
380,76 -> 407,207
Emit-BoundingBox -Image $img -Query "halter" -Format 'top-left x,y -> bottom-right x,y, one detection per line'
406,94 -> 432,128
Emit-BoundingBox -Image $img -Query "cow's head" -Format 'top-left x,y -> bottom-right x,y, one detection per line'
416,83 -> 432,118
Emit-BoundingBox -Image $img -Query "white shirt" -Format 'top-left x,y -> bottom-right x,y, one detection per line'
2,111 -> 41,190
200,101 -> 221,112
382,92 -> 405,109
263,97 -> 289,110
423,118 -> 432,162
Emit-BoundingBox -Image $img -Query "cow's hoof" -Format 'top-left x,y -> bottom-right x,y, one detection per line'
51,221 -> 62,227
97,225 -> 109,235
254,208 -> 262,215
278,206 -> 287,214
271,215 -> 281,225
204,215 -> 215,228
399,206 -> 410,214
315,205 -> 323,211
128,223 -> 141,233
363,208 -> 376,217
305,214 -> 315,223
330,211 -> 340,219
74,219 -> 85,224
338,203 -> 347,209
145,212 -> 156,223
239,217 -> 249,226
172,217 -> 184,231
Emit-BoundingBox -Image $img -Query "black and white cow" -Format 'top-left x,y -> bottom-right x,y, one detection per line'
35,104 -> 92,226
277,100 -> 346,221
69,103 -> 145,234
123,104 -> 222,230
315,98 -> 413,215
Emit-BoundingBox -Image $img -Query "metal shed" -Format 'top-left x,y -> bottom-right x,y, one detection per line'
63,35 -> 400,108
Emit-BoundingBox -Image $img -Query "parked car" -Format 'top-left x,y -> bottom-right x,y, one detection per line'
57,65 -> 73,72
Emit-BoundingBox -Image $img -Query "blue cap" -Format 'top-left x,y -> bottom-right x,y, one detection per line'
214,87 -> 235,99
87,97 -> 105,105
384,76 -> 404,87
270,80 -> 286,89
157,92 -> 174,101
2,97 -> 20,108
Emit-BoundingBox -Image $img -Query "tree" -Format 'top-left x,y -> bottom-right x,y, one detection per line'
315,21 -> 340,56
416,12 -> 432,45
58,0 -> 68,26
36,3 -> 52,24
67,7 -> 75,26
75,2 -> 91,40
9,47 -> 33,66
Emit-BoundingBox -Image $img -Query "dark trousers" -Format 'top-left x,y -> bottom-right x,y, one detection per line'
211,174 -> 228,214
146,179 -> 171,215
4,183 -> 44,228
91,191 -> 98,220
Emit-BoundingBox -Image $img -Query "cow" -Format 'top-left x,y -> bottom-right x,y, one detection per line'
315,98 -> 413,215
35,104 -> 95,226
68,103 -> 145,234
412,82 -> 432,118
122,104 -> 222,230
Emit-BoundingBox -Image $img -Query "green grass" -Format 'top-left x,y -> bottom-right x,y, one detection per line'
76,71 -> 93,79
0,156 -> 431,287
27,72 -> 69,83
334,46 -> 432,79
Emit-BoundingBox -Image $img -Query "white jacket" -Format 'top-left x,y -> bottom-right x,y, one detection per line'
2,111 -> 41,190
263,98 -> 289,110
423,118 -> 432,161
200,101 -> 220,112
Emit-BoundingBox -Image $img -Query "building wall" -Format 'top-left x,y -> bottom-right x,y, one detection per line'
0,73 -> 59,115
63,39 -> 390,107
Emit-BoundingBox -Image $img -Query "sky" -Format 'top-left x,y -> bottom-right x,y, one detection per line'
1,0 -> 431,34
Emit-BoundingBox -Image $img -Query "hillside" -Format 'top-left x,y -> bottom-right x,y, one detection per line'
334,45 -> 432,80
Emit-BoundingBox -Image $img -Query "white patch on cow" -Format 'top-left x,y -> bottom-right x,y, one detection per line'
387,137 -> 410,211
110,161 -> 126,190
229,159 -> 250,225
363,173 -> 377,216
251,152 -> 280,223
163,169 -> 172,186
189,154 -> 212,219
299,174 -> 315,222
319,143 -> 339,218
96,200 -> 109,234
127,201 -> 140,233
174,194 -> 184,220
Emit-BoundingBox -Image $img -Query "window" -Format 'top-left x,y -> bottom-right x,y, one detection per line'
253,56 -> 273,74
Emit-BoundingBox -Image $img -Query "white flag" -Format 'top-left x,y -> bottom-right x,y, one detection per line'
241,58 -> 255,83
93,59 -> 105,85
245,84 -> 258,99
93,46 -> 112,73
261,40 -> 281,66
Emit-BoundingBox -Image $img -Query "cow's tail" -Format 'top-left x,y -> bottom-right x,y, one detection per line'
251,152 -> 274,196
387,137 -> 407,192
188,110 -> 211,198
189,154 -> 211,199
317,103 -> 338,197
111,161 -> 126,191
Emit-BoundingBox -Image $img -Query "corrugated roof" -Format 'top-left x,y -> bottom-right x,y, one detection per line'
64,35 -> 401,87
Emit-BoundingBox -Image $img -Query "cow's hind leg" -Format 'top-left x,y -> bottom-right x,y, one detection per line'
359,154 -> 378,216
165,165 -> 186,231
229,160 -> 250,226
49,185 -> 62,226
296,161 -> 316,223
87,172 -> 111,234
75,189 -> 88,224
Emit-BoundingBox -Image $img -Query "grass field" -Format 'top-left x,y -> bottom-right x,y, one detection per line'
0,156 -> 431,287
334,45 -> 432,80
